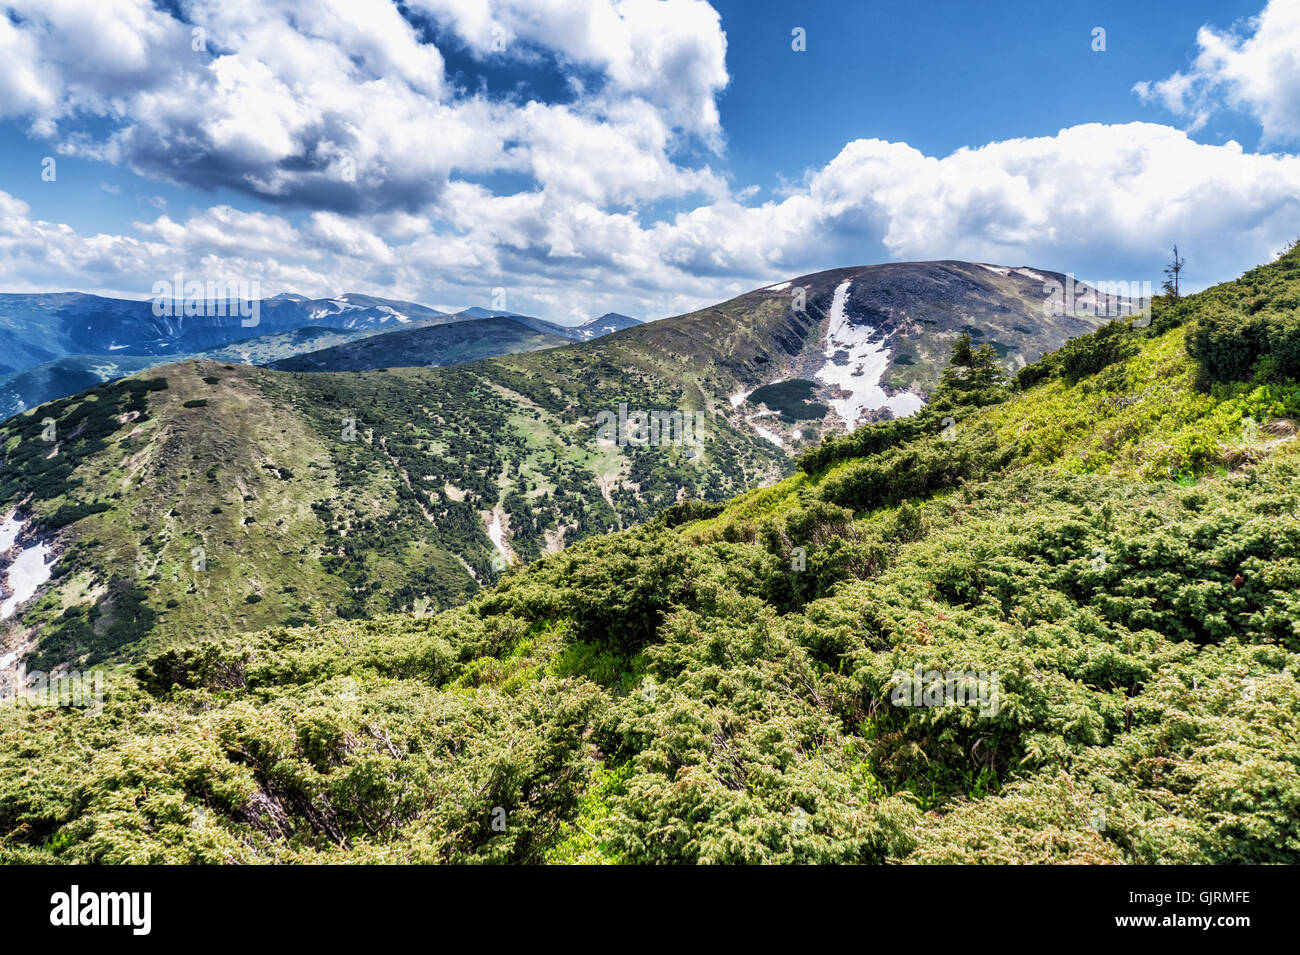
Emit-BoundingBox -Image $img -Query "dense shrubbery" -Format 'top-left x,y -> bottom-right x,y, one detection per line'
3,252 -> 1300,864
3,451 -> 1297,863
1188,310 -> 1300,384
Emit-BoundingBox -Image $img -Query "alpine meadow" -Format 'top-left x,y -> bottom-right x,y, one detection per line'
0,0 -> 1297,913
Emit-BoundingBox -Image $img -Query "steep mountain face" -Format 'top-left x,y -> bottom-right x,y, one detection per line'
3,248 -> 1297,865
637,260 -> 1107,447
265,317 -> 572,372
0,261 -> 1096,668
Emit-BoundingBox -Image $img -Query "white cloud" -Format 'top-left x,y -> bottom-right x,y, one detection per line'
0,0 -> 727,214
2,122 -> 1298,320
1135,0 -> 1300,143
0,2 -> 1297,324
411,0 -> 728,139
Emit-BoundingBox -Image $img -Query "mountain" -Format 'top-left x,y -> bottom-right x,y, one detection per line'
0,296 -> 644,418
265,317 -> 572,372
0,354 -> 168,420
576,260 -> 1106,449
2,247 -> 1297,864
0,261 -> 1100,669
573,312 -> 641,339
0,291 -> 454,376
448,308 -> 641,342
0,327 -> 388,420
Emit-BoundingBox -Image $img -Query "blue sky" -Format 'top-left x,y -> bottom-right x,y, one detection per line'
0,0 -> 1296,321
713,0 -> 1268,175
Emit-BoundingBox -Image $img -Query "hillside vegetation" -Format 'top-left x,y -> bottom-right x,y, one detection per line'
2,248 -> 1299,863
0,262 -> 1080,667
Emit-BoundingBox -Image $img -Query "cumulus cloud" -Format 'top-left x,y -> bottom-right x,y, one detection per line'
411,0 -> 728,139
0,0 -> 726,213
2,122 -> 1298,320
0,2 -> 1297,322
1134,0 -> 1300,143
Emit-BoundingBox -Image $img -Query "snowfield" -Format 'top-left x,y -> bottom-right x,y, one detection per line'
486,510 -> 512,567
0,514 -> 20,552
814,279 -> 924,427
0,513 -> 54,620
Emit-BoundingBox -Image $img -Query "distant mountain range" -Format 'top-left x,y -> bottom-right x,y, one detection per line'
0,293 -> 643,417
0,291 -> 451,373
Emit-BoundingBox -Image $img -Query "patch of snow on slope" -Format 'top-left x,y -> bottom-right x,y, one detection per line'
1014,268 -> 1047,282
814,279 -> 924,427
486,510 -> 512,567
766,281 -> 792,292
1,525 -> 54,620
0,514 -> 21,552
978,264 -> 1010,275
728,390 -> 753,409
752,423 -> 783,447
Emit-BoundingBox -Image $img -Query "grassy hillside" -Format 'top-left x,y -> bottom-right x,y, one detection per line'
0,351 -> 782,668
1,248 -> 1297,864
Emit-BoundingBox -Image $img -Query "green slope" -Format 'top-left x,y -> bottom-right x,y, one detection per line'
0,355 -> 781,668
1,247 -> 1298,864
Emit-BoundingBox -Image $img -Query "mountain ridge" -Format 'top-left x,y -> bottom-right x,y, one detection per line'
0,260 -> 1105,668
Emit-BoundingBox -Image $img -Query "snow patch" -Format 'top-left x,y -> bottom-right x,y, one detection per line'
1,518 -> 54,620
752,423 -> 783,447
813,279 -> 924,427
0,514 -> 21,552
1014,267 -> 1047,282
486,510 -> 512,567
728,390 -> 752,409
766,281 -> 792,292
977,264 -> 1010,275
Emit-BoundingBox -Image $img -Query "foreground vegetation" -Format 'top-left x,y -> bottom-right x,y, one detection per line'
2,248 -> 1299,863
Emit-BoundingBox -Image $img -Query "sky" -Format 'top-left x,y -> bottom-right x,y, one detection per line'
0,0 -> 1297,323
